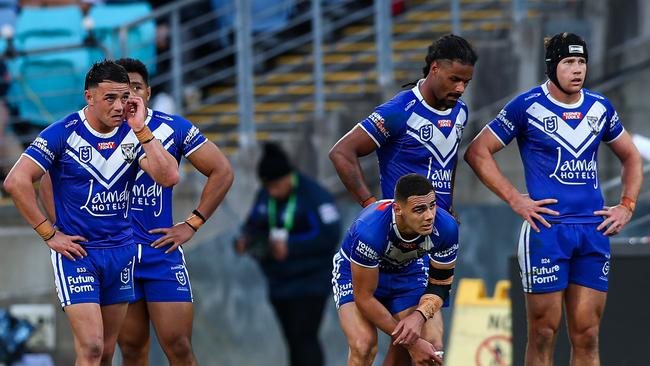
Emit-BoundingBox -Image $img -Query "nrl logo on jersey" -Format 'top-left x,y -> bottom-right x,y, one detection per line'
120,266 -> 131,284
175,271 -> 187,286
419,123 -> 433,141
543,116 -> 558,133
79,146 -> 92,163
121,143 -> 136,163
586,116 -> 600,136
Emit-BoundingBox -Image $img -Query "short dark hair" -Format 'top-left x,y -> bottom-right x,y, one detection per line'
422,34 -> 478,78
394,174 -> 435,202
115,58 -> 149,86
84,60 -> 130,90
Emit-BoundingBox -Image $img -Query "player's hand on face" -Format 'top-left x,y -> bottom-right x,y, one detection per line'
46,231 -> 88,261
269,239 -> 288,261
392,311 -> 426,346
405,338 -> 442,365
594,205 -> 632,236
149,222 -> 196,253
511,194 -> 559,233
125,95 -> 146,132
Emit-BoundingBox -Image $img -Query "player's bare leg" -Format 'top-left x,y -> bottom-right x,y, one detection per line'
118,300 -> 151,366
338,302 -> 378,366
99,303 -> 129,366
66,303 -> 104,366
422,311 -> 444,353
525,291 -> 563,366
382,306 -> 415,366
148,302 -> 197,366
565,284 -> 606,366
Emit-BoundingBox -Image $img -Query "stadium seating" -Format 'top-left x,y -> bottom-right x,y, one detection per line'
87,2 -> 156,73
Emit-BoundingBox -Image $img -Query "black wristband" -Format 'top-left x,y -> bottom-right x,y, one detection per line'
192,209 -> 206,223
142,136 -> 155,144
184,221 -> 198,232
43,230 -> 56,241
415,309 -> 428,321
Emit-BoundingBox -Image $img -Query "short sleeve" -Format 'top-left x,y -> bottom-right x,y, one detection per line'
175,117 -> 207,157
486,97 -> 526,146
429,217 -> 459,266
23,123 -> 66,172
358,99 -> 406,147
348,223 -> 383,268
602,101 -> 624,143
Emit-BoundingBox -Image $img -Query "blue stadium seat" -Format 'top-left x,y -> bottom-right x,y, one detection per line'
14,5 -> 84,51
9,49 -> 88,126
212,0 -> 295,37
88,2 -> 156,73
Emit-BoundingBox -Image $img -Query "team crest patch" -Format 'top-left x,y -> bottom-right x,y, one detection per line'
586,116 -> 600,136
120,267 -> 131,284
121,143 -> 136,163
79,146 -> 92,163
175,271 -> 187,286
419,124 -> 433,141
543,116 -> 557,133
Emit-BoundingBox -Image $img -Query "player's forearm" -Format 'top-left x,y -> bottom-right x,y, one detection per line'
4,172 -> 49,228
329,149 -> 374,204
619,151 -> 643,202
355,295 -> 399,336
38,173 -> 56,222
195,163 -> 233,220
465,146 -> 521,206
141,140 -> 179,187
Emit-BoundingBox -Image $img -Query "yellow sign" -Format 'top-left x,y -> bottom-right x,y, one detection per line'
446,279 -> 512,366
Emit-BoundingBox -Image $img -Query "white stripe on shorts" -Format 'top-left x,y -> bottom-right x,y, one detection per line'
55,252 -> 71,306
517,221 -> 532,292
50,250 -> 65,306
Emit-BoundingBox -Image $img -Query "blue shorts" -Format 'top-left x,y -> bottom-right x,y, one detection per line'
517,221 -> 610,293
132,243 -> 193,303
331,250 -> 429,314
50,243 -> 136,308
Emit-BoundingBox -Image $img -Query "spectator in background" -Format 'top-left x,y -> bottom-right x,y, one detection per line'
235,142 -> 341,366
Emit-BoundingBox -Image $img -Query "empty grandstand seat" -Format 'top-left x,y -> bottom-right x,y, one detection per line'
212,0 -> 295,35
9,48 -> 88,126
88,2 -> 156,73
14,5 -> 84,51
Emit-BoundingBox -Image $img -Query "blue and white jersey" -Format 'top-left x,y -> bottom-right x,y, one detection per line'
130,109 -> 207,245
340,200 -> 459,273
23,109 -> 144,247
487,82 -> 624,223
358,80 -> 468,211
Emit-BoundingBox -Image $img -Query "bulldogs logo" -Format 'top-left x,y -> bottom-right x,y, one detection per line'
79,146 -> 92,163
121,143 -> 136,163
586,116 -> 600,136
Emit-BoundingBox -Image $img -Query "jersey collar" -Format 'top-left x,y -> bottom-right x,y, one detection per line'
541,81 -> 584,109
78,107 -> 120,138
412,79 -> 453,116
391,207 -> 422,243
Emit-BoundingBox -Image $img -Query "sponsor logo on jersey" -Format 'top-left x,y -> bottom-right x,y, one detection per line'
531,264 -> 560,285
430,169 -> 453,191
562,111 -> 582,120
155,113 -> 173,121
369,112 -> 389,138
543,116 -> 558,133
419,123 -> 433,141
79,146 -> 92,163
405,99 -> 417,111
97,141 -> 116,150
121,143 -> 137,163
65,119 -> 79,128
355,241 -> 379,262
586,116 -> 600,136
184,126 -> 200,146
131,182 -> 164,215
31,137 -> 55,161
438,119 -> 452,128
81,180 -> 131,216
434,243 -> 458,260
610,112 -> 619,130
496,109 -> 515,131
524,92 -> 541,101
